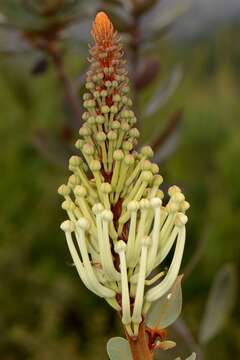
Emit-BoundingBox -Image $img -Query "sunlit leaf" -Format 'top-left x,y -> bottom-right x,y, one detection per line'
143,65 -> 183,117
198,264 -> 237,344
146,275 -> 183,329
107,337 -> 131,360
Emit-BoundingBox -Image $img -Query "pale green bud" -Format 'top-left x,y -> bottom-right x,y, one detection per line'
69,156 -> 81,167
58,184 -> 71,196
113,149 -> 124,161
101,105 -> 110,114
141,146 -> 154,158
96,131 -> 106,142
74,185 -> 87,197
96,115 -> 105,124
90,160 -> 101,171
82,143 -> 94,156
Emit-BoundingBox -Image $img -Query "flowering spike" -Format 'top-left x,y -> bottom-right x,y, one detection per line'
58,11 -> 189,338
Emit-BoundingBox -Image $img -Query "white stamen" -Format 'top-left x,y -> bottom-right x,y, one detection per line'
115,241 -> 132,334
146,226 -> 186,302
132,236 -> 152,335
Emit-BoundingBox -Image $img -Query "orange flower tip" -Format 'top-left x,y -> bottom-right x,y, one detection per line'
92,11 -> 114,46
95,11 -> 110,27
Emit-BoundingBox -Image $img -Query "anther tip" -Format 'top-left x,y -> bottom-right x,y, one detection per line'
175,213 -> 188,226
150,197 -> 162,208
127,201 -> 139,212
74,185 -> 87,197
102,210 -> 113,222
114,240 -> 126,253
77,217 -> 90,230
60,220 -> 74,233
58,184 -> 71,196
139,198 -> 150,209
100,183 -> 112,193
92,203 -> 104,214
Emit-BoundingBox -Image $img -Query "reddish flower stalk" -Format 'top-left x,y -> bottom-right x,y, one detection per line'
126,322 -> 153,360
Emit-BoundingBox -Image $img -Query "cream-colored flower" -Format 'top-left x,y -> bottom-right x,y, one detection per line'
58,12 -> 189,337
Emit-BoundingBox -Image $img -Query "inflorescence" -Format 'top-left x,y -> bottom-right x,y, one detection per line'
58,12 -> 189,337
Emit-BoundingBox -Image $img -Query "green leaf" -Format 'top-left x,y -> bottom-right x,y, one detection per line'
107,337 -> 132,360
198,263 -> 237,344
146,275 -> 183,329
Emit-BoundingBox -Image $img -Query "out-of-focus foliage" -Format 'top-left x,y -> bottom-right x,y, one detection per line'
0,0 -> 83,31
0,1 -> 240,359
199,264 -> 237,344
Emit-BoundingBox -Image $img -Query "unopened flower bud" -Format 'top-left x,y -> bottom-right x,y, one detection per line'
74,185 -> 87,197
113,149 -> 124,161
141,146 -> 154,158
90,160 -> 101,171
69,156 -> 81,167
58,184 -> 71,196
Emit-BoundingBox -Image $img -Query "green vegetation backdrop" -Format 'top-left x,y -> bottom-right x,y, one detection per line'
0,10 -> 239,359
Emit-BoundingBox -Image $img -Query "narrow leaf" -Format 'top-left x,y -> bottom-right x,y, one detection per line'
152,108 -> 183,150
146,275 -> 183,329
135,58 -> 160,90
186,353 -> 197,360
143,65 -> 183,117
152,114 -> 183,163
198,264 -> 237,344
107,337 -> 131,360
141,0 -> 191,40
174,352 -> 196,360
118,0 -> 133,12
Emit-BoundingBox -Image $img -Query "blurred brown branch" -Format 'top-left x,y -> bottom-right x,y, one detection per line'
151,109 -> 183,151
49,46 -> 82,129
173,318 -> 204,360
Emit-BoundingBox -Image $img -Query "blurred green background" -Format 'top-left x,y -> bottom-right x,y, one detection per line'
0,1 -> 240,359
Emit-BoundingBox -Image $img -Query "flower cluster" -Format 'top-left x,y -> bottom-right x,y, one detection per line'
58,12 -> 189,337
